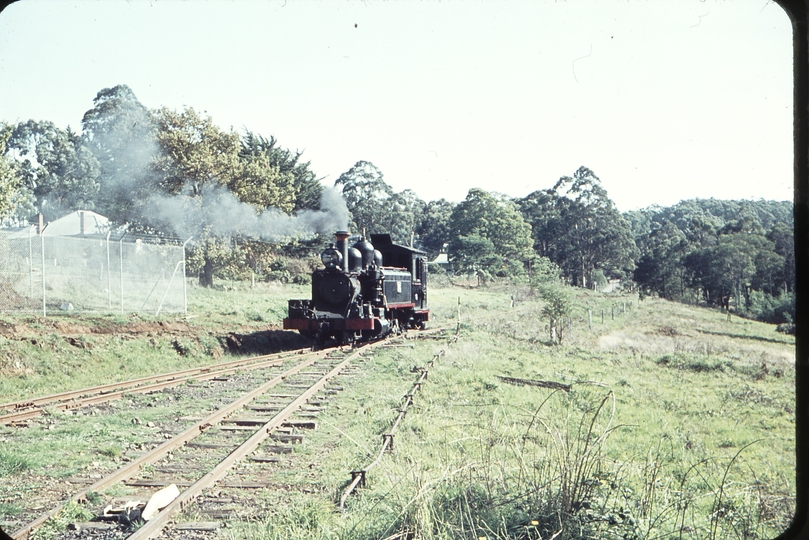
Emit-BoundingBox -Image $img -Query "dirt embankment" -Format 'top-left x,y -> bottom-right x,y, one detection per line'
0,318 -> 197,339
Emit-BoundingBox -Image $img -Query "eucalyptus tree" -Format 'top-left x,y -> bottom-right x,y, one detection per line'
334,160 -> 394,236
0,123 -> 21,218
416,198 -> 455,257
680,214 -> 782,312
383,188 -> 425,246
448,188 -> 534,279
81,84 -> 157,223
519,167 -> 637,288
633,221 -> 691,299
767,222 -> 795,294
7,120 -> 100,220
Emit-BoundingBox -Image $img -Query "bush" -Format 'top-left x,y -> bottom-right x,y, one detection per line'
747,290 -> 794,324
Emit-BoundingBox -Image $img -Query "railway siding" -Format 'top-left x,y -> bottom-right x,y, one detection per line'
6,332 -> 447,540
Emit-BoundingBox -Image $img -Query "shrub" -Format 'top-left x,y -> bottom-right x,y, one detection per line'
747,291 -> 794,324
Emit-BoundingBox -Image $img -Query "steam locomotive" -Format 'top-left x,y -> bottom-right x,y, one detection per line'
284,231 -> 429,345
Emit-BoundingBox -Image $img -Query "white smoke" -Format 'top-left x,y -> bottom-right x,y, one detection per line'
147,184 -> 349,241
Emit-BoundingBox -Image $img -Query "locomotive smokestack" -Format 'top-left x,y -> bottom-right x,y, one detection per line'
335,230 -> 350,272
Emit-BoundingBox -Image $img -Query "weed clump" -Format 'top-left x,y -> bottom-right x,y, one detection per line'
656,352 -> 729,372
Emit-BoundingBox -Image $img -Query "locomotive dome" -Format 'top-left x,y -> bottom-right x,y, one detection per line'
352,236 -> 376,270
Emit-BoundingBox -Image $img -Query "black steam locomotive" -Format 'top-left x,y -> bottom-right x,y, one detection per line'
284,231 -> 429,345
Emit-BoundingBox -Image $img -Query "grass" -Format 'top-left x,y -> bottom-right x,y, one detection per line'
221,285 -> 794,539
29,501 -> 95,540
0,281 -> 305,402
0,280 -> 796,539
0,449 -> 39,475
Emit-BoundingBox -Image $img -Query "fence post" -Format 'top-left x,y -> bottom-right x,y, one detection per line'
588,309 -> 592,330
119,227 -> 129,314
28,225 -> 35,297
40,225 -> 47,316
183,237 -> 192,316
106,230 -> 112,309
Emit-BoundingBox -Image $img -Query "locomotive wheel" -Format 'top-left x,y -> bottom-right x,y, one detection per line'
339,330 -> 353,346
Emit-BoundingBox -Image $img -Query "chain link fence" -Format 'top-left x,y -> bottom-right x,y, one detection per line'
0,229 -> 187,315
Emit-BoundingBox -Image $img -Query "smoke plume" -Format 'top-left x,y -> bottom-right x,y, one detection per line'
147,184 -> 349,241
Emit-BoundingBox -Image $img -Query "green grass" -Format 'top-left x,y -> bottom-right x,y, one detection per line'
0,281 -> 308,402
0,281 -> 796,539
29,501 -> 95,540
220,285 -> 794,539
0,449 -> 39,475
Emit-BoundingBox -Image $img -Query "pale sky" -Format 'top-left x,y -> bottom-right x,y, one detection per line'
0,0 -> 795,211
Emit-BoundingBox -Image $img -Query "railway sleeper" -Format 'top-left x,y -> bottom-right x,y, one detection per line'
262,444 -> 294,454
174,522 -> 221,532
271,433 -> 305,443
200,510 -> 238,520
249,455 -> 280,463
283,420 -> 317,429
223,417 -> 284,425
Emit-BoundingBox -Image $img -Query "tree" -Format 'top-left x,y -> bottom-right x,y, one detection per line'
81,85 -> 157,223
520,167 -> 637,288
0,123 -> 21,218
448,188 -> 534,278
151,107 -> 242,198
685,232 -> 774,310
382,189 -> 425,245
7,120 -> 100,220
539,284 -> 574,344
416,198 -> 455,258
150,107 -> 297,286
629,198 -> 793,320
447,233 -> 503,284
518,188 -> 568,260
633,221 -> 690,300
240,132 -> 322,212
552,167 -> 638,287
766,222 -> 795,295
334,161 -> 394,236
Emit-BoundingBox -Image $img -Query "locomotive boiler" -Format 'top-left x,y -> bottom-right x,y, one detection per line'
283,231 -> 429,345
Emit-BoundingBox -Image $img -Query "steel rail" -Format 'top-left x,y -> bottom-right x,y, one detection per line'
0,348 -> 313,425
11,330 -> 440,538
339,333 -> 458,509
0,355 -> 287,425
10,348 -> 331,540
1,348 -> 308,412
127,346 -> 372,540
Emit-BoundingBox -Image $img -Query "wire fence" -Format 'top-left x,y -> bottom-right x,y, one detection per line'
0,229 -> 187,315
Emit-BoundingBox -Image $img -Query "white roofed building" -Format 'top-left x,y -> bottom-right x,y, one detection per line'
2,210 -> 111,239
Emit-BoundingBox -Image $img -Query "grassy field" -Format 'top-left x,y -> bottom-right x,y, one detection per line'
0,280 -> 796,539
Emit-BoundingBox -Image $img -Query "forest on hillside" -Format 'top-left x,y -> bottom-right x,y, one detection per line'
0,85 -> 795,324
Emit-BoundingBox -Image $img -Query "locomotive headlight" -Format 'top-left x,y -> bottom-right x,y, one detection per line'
321,246 -> 343,268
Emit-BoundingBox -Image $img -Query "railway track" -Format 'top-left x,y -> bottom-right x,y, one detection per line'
8,331 -> 440,540
0,348 -> 315,426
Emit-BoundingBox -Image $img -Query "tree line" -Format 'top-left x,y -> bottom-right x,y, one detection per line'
0,85 -> 795,324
